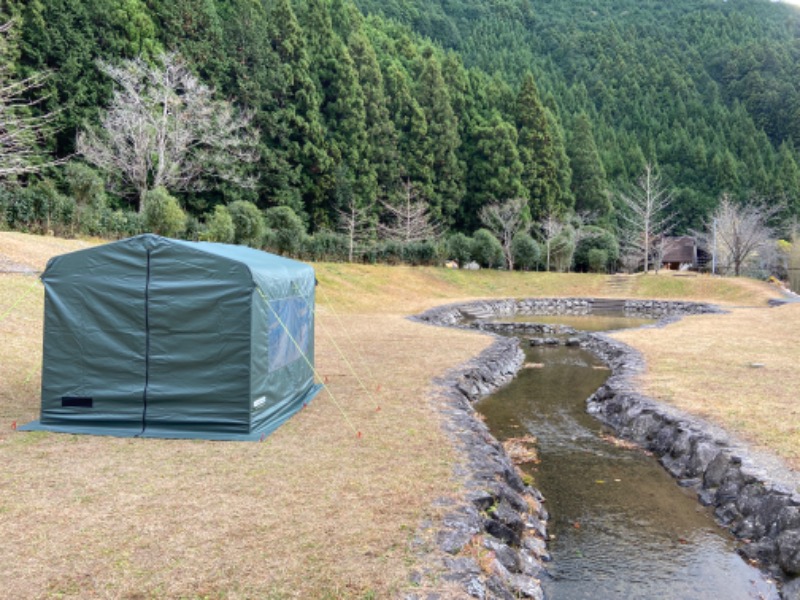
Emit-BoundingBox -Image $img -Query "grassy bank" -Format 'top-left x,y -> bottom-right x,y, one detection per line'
0,232 -> 790,598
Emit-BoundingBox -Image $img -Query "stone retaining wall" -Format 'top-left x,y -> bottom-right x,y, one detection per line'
406,333 -> 549,600
415,297 -> 721,328
584,334 -> 800,597
414,298 -> 799,599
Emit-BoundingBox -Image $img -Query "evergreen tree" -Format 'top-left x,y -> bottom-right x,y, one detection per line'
302,0 -> 373,229
416,48 -> 464,226
266,0 -> 331,218
347,26 -> 399,200
516,72 -> 562,221
461,113 -> 525,232
569,113 -> 612,220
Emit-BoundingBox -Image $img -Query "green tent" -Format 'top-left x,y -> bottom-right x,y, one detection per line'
20,234 -> 321,441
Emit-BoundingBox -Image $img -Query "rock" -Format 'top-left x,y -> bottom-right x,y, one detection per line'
703,451 -> 731,489
508,574 -> 544,599
437,527 -> 475,555
778,530 -> 800,575
484,575 -> 515,600
782,576 -> 800,600
484,538 -> 521,573
686,441 -> 719,477
464,576 -> 486,599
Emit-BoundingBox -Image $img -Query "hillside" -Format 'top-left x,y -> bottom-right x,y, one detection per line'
3,0 -> 800,251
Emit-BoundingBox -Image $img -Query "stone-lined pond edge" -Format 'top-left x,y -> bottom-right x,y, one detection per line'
410,297 -> 800,600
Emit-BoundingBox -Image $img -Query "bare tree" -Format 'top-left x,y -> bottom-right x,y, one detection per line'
378,179 -> 441,243
479,197 -> 529,271
0,22 -> 62,176
77,52 -> 259,212
617,163 -> 674,273
700,195 -> 777,276
337,198 -> 374,262
539,209 -> 567,272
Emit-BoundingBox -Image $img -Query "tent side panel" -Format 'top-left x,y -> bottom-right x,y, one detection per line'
144,245 -> 252,436
39,241 -> 148,432
250,268 -> 319,436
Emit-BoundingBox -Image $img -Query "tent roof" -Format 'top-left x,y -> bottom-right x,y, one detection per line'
44,234 -> 314,296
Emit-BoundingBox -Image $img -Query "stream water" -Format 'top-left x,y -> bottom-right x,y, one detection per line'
476,316 -> 779,599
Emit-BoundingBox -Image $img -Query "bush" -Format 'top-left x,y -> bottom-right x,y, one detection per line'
3,181 -> 77,236
202,205 -> 236,243
587,248 -> 609,273
301,231 -> 350,262
551,225 -> 576,272
402,240 -> 440,266
511,233 -> 540,271
143,187 -> 186,238
264,205 -> 307,256
65,162 -> 107,210
471,229 -> 504,268
573,226 -> 619,273
447,233 -> 472,267
228,200 -> 265,247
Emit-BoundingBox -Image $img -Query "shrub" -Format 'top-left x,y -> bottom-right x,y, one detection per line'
551,225 -> 576,272
228,200 -> 265,247
65,162 -> 107,210
202,205 -> 236,243
402,240 -> 440,266
471,229 -> 504,268
447,232 -> 472,267
574,226 -> 619,273
264,205 -> 307,256
143,187 -> 186,238
302,231 -> 350,262
511,233 -> 540,271
587,248 -> 609,273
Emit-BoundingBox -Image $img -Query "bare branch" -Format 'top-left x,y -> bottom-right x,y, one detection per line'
617,163 -> 675,272
78,52 -> 259,211
479,197 -> 530,271
697,195 -> 778,276
0,21 -> 63,177
378,179 -> 442,243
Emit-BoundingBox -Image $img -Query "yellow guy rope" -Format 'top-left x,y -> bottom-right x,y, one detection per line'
315,285 -> 380,391
255,286 -> 360,438
0,278 -> 42,324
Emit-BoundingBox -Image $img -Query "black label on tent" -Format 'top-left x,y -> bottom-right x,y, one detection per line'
61,396 -> 93,408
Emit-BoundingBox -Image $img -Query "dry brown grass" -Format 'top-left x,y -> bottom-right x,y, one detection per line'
612,303 -> 800,470
0,232 -> 789,598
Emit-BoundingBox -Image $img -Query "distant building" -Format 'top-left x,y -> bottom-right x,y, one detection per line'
658,236 -> 703,271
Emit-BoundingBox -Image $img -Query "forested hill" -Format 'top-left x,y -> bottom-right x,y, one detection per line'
4,0 -> 800,248
352,0 -> 800,229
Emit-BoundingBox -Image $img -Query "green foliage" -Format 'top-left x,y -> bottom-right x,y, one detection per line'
471,229 -> 503,269
511,233 -> 540,271
65,162 -> 107,209
301,231 -> 351,262
10,0 -> 800,252
202,205 -> 235,244
143,187 -> 186,238
587,248 -> 609,274
228,200 -> 265,247
3,181 -> 76,236
551,225 -> 577,273
574,226 -> 619,273
264,205 -> 307,256
446,232 -> 472,267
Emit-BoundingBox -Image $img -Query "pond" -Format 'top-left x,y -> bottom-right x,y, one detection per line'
476,317 -> 779,599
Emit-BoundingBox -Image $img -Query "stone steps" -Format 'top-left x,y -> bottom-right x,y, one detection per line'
591,298 -> 627,314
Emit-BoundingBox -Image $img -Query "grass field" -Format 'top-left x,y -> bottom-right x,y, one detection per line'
0,231 -> 792,599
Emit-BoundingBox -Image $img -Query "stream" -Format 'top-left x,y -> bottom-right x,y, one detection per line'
475,315 -> 780,599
